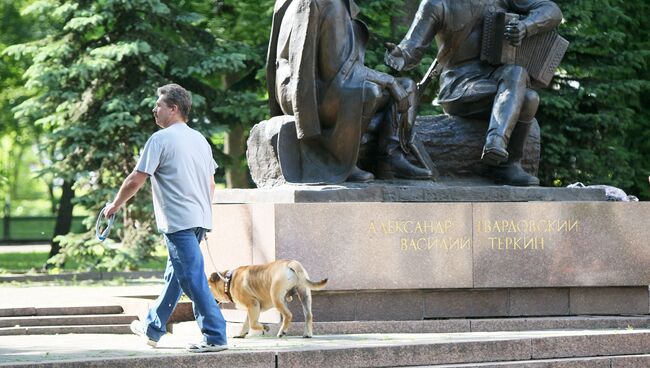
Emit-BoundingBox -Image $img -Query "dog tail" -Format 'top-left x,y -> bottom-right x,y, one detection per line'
288,260 -> 328,290
306,277 -> 328,290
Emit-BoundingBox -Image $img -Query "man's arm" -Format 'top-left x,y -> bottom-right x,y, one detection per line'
385,0 -> 443,72
104,170 -> 148,217
507,0 -> 563,44
363,70 -> 409,112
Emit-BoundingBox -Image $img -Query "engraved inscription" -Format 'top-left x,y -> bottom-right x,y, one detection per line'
477,219 -> 579,251
476,219 -> 579,233
368,220 -> 452,235
400,237 -> 471,252
487,236 -> 544,250
368,220 -> 471,252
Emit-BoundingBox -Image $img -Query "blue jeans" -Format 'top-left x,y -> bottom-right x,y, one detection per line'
143,227 -> 227,345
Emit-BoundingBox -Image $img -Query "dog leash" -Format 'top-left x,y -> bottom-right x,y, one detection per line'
203,233 -> 220,271
95,205 -> 115,242
204,234 -> 235,303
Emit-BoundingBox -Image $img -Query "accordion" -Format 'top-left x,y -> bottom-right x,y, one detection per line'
481,11 -> 569,88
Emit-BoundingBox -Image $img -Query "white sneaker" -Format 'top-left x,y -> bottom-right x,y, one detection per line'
187,341 -> 229,353
130,320 -> 158,347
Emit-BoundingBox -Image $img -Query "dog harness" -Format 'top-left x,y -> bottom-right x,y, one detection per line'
224,270 -> 235,302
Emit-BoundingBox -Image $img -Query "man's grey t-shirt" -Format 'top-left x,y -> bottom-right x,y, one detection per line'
136,123 -> 217,233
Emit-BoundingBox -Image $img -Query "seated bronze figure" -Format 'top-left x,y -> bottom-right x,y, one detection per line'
385,0 -> 563,186
266,0 -> 433,184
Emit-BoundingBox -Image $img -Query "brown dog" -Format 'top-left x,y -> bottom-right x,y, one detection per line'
207,259 -> 328,338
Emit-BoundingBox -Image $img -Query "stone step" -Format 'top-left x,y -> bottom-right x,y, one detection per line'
0,324 -> 132,336
0,314 -> 138,328
0,305 -> 124,318
254,315 -> 650,336
5,330 -> 648,367
414,354 -> 650,367
469,315 -> 650,332
277,331 -> 650,367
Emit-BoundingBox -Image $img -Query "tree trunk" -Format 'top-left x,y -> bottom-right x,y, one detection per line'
47,181 -> 56,215
224,123 -> 250,188
48,180 -> 75,259
10,144 -> 26,200
2,200 -> 9,242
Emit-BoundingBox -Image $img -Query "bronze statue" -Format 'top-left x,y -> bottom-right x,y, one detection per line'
266,0 -> 433,184
385,0 -> 563,186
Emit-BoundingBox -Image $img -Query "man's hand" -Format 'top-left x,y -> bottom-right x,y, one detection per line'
388,80 -> 409,113
384,42 -> 406,72
103,170 -> 148,219
505,20 -> 527,46
104,202 -> 119,218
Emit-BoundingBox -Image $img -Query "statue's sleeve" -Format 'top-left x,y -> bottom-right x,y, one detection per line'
289,0 -> 321,139
508,0 -> 563,37
397,0 -> 444,71
267,0 -> 292,118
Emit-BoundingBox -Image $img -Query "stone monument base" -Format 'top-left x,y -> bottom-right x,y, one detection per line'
285,286 -> 649,322
204,183 -> 650,321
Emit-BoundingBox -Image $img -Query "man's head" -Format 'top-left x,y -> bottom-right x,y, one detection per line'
153,83 -> 192,128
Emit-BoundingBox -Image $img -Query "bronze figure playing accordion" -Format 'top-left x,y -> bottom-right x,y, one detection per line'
386,0 -> 566,186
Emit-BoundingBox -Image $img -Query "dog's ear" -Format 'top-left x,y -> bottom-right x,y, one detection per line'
211,271 -> 228,283
209,272 -> 221,283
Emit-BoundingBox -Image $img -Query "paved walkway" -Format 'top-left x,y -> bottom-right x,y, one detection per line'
0,285 -> 162,310
2,285 -> 650,367
2,323 -> 649,366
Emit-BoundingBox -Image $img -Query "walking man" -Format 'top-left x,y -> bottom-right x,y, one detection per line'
104,83 -> 227,353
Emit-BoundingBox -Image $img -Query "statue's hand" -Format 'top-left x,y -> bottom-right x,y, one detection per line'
384,42 -> 406,71
388,80 -> 409,113
505,20 -> 526,46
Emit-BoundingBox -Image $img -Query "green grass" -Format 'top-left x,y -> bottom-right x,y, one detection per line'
0,217 -> 86,241
0,252 -> 52,271
0,251 -> 166,273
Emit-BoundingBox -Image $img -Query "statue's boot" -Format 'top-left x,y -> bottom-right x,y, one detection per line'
376,138 -> 433,180
482,135 -> 509,166
489,120 -> 540,186
371,79 -> 433,180
481,67 -> 530,166
347,165 -> 374,182
481,111 -> 518,166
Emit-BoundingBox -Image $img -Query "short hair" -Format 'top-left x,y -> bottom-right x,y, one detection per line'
157,84 -> 192,120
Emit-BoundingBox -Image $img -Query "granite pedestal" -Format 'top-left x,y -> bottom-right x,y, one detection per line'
204,182 -> 650,321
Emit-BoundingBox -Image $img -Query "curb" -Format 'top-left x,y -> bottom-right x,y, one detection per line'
0,271 -> 163,283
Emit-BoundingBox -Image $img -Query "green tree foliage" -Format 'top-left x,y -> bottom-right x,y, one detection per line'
0,0 -> 36,134
209,0 -> 271,123
5,0 -> 256,270
203,0 -> 272,184
0,0 -> 46,208
537,0 -> 650,197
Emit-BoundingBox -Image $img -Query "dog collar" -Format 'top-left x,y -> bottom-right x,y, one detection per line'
224,270 -> 234,302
